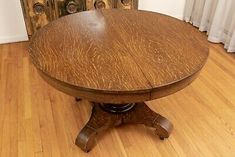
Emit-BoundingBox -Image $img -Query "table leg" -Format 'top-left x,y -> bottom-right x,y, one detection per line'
75,102 -> 173,152
75,104 -> 120,152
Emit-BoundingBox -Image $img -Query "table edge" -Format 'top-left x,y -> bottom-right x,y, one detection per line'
37,65 -> 204,104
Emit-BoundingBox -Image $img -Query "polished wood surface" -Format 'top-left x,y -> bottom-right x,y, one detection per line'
0,42 -> 235,156
29,10 -> 209,103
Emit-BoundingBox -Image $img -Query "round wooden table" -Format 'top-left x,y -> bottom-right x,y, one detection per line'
29,10 -> 209,152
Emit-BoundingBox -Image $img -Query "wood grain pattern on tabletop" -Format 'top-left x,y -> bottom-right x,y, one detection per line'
29,10 -> 209,103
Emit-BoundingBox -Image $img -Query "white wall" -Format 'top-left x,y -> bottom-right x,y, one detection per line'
139,0 -> 186,20
0,0 -> 28,44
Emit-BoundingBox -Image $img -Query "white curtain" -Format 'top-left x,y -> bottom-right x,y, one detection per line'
184,0 -> 235,52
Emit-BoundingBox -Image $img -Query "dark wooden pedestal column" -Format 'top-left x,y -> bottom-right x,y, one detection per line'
75,102 -> 173,152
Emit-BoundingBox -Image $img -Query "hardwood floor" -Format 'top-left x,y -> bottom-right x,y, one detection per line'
0,42 -> 235,157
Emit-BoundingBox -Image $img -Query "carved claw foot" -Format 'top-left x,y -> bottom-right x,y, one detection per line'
75,105 -> 117,152
75,125 -> 98,152
121,102 -> 173,140
153,114 -> 173,140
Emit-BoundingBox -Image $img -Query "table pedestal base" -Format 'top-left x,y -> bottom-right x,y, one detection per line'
75,102 -> 173,152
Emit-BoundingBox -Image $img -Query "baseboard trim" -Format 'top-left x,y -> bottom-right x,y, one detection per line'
0,35 -> 29,44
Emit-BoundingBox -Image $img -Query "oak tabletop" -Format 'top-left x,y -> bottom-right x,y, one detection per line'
29,9 -> 209,103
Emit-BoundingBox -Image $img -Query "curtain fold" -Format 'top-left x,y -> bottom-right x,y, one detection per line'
184,0 -> 235,52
